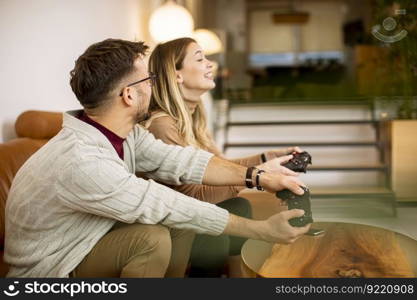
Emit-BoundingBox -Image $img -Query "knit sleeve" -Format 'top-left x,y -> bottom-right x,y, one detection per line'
130,123 -> 213,186
56,153 -> 229,235
146,116 -> 243,204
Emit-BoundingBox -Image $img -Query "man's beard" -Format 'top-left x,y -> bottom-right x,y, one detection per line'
136,111 -> 150,123
135,102 -> 150,123
134,91 -> 150,123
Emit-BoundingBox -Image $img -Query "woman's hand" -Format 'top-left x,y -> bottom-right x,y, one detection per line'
263,146 -> 303,160
256,155 -> 298,176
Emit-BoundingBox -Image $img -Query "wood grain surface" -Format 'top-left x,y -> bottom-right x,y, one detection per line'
259,222 -> 415,278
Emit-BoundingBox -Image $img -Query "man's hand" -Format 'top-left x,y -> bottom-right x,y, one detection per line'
261,209 -> 311,243
223,210 -> 311,244
256,155 -> 298,176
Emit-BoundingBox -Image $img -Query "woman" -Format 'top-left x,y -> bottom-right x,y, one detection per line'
144,38 -> 301,277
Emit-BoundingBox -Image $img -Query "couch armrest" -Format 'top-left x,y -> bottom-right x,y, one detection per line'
15,110 -> 62,139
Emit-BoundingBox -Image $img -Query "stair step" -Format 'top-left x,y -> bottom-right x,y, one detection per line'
227,120 -> 378,126
301,171 -> 384,187
226,123 -> 376,144
228,102 -> 373,123
312,198 -> 396,218
310,186 -> 394,197
240,186 -> 392,196
310,187 -> 397,217
308,164 -> 386,171
229,100 -> 372,106
225,142 -> 379,148
225,146 -> 380,166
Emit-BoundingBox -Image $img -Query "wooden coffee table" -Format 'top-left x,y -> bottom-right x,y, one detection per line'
241,222 -> 417,278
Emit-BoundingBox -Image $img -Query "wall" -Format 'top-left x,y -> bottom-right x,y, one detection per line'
0,0 -> 149,142
249,0 -> 345,53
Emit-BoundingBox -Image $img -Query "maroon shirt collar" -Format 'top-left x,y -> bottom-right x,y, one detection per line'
77,111 -> 125,160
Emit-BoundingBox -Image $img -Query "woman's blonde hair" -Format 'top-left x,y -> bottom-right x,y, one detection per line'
146,37 -> 212,150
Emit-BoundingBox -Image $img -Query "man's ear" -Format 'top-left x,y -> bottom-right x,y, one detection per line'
176,71 -> 184,84
121,87 -> 135,107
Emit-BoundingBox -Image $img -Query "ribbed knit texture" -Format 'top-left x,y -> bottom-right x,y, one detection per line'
4,110 -> 229,277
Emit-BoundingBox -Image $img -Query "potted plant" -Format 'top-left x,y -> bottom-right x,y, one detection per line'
371,0 -> 417,118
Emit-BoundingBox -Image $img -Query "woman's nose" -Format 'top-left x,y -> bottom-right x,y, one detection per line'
207,60 -> 213,69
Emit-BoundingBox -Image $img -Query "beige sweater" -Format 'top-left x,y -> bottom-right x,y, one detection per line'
4,110 -> 229,277
145,114 -> 262,204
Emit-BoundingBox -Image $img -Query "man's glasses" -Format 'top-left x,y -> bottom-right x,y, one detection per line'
119,72 -> 157,96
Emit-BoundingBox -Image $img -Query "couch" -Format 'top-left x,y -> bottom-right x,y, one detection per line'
0,111 -> 63,276
0,110 -> 280,277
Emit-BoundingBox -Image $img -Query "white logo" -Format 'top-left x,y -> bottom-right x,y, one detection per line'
3,281 -> 20,297
372,10 -> 408,43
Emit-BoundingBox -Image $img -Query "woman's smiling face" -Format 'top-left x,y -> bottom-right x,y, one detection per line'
176,42 -> 215,97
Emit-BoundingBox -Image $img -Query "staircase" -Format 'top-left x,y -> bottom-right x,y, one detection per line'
216,100 -> 396,217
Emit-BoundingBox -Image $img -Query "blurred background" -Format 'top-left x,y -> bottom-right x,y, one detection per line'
1,0 -> 416,139
0,0 -> 416,225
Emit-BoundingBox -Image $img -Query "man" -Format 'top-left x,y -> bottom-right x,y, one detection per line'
5,39 -> 310,278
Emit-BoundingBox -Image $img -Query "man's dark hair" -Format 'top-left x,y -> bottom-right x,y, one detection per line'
70,39 -> 149,110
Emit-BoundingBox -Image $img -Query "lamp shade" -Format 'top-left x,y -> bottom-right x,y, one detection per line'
192,29 -> 223,55
149,1 -> 194,43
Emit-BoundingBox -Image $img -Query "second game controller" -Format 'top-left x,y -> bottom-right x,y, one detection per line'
282,151 -> 312,173
276,186 -> 313,227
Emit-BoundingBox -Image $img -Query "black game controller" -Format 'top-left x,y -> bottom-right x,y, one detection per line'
282,151 -> 312,173
276,186 -> 313,227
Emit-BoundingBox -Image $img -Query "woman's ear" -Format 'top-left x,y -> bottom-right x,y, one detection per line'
176,71 -> 184,84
